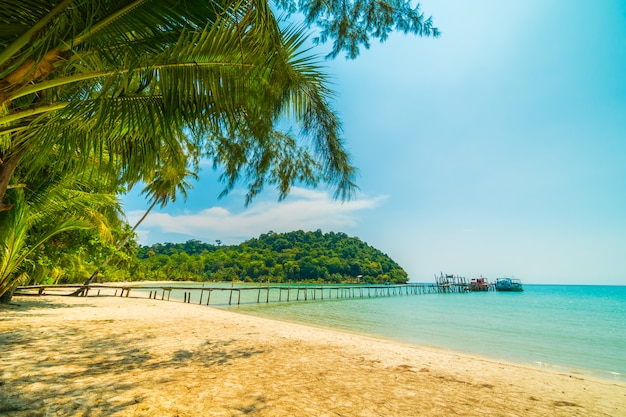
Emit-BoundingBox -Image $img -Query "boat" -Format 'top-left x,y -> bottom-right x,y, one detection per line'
495,277 -> 523,292
467,277 -> 490,291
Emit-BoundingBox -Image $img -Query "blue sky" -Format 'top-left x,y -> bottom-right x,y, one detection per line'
123,0 -> 626,285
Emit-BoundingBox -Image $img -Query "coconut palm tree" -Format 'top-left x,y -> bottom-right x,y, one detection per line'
73,157 -> 199,293
0,0 -> 439,299
0,169 -> 121,300
0,0 -> 358,216
132,163 -> 200,248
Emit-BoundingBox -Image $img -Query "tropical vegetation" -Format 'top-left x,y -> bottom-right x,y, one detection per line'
131,230 -> 408,284
0,0 -> 437,300
0,164 -> 127,300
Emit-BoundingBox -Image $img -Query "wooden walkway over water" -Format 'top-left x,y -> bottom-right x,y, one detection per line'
15,281 -> 476,306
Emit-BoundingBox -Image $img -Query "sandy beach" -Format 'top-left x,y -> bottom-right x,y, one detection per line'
1,295 -> 625,416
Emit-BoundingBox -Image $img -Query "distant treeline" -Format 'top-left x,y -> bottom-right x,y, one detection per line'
136,230 -> 408,284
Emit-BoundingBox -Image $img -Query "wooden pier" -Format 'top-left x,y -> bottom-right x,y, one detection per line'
434,273 -> 468,293
16,274 -> 492,306
433,273 -> 494,293
14,282 -> 463,306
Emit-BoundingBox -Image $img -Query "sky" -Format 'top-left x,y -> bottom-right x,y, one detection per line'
123,0 -> 626,285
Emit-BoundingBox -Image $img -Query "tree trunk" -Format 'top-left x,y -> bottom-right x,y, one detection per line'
0,285 -> 17,303
0,147 -> 28,212
69,198 -> 159,296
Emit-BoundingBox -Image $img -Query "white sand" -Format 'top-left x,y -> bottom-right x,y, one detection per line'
1,295 -> 625,416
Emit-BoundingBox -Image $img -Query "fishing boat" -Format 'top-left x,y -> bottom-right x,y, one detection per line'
495,277 -> 523,292
467,277 -> 490,291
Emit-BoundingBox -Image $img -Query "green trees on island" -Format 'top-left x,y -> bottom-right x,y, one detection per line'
135,230 -> 409,284
0,0 -> 437,299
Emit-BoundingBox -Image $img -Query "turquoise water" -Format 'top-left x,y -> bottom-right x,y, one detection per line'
224,285 -> 626,381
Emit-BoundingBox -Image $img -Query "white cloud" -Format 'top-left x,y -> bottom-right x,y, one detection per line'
127,187 -> 387,244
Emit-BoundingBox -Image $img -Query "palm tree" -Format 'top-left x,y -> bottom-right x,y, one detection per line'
0,0 -> 439,299
133,163 -> 199,247
74,158 -> 199,292
0,169 -> 121,301
0,0 -> 357,216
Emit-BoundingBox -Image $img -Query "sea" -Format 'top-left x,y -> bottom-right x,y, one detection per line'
209,284 -> 626,382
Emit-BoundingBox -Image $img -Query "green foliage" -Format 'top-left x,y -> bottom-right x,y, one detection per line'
0,0 -> 360,213
0,0 -> 435,295
135,230 -> 408,284
0,167 -> 128,298
276,0 -> 440,58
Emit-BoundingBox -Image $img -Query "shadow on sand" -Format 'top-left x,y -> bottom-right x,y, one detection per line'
0,298 -> 265,415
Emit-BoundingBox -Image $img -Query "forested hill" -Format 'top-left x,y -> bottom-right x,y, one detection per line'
136,230 -> 408,284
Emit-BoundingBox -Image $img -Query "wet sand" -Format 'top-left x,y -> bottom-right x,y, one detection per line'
1,295 -> 625,416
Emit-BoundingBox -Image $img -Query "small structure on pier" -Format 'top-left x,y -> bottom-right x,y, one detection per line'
434,273 -> 468,293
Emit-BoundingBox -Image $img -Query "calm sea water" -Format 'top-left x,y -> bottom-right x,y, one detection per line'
220,284 -> 626,382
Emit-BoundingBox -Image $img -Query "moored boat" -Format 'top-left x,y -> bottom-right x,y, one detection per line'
495,277 -> 523,292
467,277 -> 490,291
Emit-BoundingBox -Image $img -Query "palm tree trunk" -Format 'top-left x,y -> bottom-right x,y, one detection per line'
0,147 -> 28,212
115,197 -> 159,251
0,285 -> 17,303
70,198 -> 159,295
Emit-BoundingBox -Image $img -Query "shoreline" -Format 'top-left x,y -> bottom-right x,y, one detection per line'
2,295 -> 625,416
230,305 -> 625,384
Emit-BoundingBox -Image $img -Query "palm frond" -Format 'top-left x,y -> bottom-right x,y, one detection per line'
1,0 -> 358,218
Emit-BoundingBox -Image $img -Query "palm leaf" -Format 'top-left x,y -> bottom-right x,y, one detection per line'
1,0 -> 356,216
